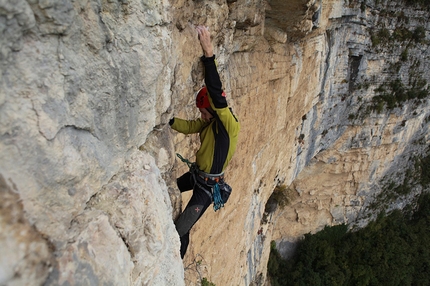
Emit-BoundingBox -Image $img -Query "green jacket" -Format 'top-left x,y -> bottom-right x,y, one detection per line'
171,55 -> 240,174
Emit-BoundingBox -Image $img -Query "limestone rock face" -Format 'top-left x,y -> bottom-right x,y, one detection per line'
0,175 -> 53,286
1,0 -> 182,285
1,0 -> 430,285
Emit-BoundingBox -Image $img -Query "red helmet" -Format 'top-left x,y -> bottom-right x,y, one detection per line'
196,86 -> 210,108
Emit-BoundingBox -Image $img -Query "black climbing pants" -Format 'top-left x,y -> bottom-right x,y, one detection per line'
175,172 -> 212,258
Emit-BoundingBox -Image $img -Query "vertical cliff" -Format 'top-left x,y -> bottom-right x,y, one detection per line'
269,0 -> 430,264
1,0 -> 429,285
1,0 -> 183,284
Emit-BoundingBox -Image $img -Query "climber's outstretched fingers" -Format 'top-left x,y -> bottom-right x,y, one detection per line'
196,25 -> 213,58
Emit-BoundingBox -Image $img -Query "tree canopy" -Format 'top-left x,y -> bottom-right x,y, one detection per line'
268,192 -> 430,286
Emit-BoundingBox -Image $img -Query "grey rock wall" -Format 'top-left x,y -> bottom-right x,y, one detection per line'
1,0 -> 183,285
1,0 -> 430,285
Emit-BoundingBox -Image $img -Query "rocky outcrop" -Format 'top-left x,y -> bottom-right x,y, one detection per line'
1,0 -> 429,285
1,0 -> 182,284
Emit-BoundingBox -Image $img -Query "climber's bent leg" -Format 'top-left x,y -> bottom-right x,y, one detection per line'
175,185 -> 212,258
177,172 -> 194,193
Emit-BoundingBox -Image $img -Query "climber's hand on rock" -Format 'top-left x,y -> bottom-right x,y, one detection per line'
196,25 -> 213,58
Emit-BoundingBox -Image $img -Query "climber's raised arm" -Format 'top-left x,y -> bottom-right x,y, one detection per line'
195,26 -> 227,109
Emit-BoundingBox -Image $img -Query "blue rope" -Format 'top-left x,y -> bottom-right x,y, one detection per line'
212,183 -> 224,211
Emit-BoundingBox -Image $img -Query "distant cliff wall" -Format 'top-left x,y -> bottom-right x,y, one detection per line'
1,0 -> 429,286
269,0 -> 430,264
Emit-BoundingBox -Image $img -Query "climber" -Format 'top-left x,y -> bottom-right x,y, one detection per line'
169,25 -> 240,259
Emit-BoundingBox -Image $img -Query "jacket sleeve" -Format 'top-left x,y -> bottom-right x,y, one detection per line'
201,55 -> 228,109
170,117 -> 208,134
201,55 -> 240,134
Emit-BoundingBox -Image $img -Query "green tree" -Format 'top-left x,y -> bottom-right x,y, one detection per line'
268,193 -> 430,286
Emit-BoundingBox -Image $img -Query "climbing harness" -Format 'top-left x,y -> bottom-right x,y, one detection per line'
176,153 -> 225,211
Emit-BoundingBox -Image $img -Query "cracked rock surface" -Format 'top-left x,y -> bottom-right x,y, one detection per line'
1,0 -> 430,285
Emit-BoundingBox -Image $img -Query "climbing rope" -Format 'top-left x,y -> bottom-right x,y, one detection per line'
212,183 -> 224,211
176,153 -> 224,211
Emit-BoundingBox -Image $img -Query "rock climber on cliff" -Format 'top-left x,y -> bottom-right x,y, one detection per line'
169,25 -> 240,259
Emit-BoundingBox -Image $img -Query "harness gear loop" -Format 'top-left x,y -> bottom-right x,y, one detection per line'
176,153 -> 225,211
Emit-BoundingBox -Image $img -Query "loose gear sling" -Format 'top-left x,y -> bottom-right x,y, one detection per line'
176,153 -> 225,211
